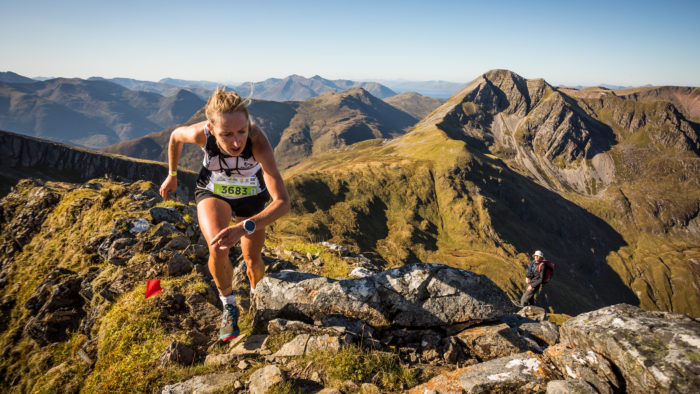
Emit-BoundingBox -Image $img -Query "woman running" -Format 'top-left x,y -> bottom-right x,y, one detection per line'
159,88 -> 290,341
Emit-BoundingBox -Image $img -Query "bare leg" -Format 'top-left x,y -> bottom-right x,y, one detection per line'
238,217 -> 266,291
197,198 -> 234,297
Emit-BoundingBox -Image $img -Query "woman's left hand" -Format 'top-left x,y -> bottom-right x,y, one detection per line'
210,225 -> 244,251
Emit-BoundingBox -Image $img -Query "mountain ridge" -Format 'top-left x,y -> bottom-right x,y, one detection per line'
236,74 -> 397,101
0,78 -> 205,149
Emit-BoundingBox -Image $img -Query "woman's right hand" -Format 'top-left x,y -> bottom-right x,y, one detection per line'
159,176 -> 177,200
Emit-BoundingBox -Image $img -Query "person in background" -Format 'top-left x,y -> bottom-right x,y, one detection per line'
520,250 -> 553,307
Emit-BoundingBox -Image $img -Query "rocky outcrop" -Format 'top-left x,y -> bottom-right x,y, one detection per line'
455,322 -> 536,361
409,351 -> 548,393
23,268 -> 85,346
543,344 -> 620,394
248,365 -> 286,394
0,130 -> 198,198
252,263 -> 517,328
161,373 -> 239,394
557,304 -> 700,393
0,179 -> 61,277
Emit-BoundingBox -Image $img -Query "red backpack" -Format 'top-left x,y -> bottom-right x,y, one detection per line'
537,260 -> 554,284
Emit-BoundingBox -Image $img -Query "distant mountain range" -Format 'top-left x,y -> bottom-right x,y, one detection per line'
234,74 -> 397,101
0,71 -> 36,84
102,88 -> 441,170
1,71 -> 468,101
0,77 -> 205,149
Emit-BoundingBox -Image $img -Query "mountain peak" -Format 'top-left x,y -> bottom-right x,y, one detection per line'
482,69 -> 524,83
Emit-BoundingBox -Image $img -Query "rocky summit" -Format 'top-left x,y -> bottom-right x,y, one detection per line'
0,178 -> 698,392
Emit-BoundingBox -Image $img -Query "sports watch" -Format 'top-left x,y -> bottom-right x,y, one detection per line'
242,219 -> 256,235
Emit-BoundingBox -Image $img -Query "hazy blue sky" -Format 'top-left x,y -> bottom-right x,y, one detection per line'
1,0 -> 698,86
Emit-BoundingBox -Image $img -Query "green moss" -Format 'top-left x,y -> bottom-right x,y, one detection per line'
686,352 -> 700,362
286,241 -> 351,279
265,331 -> 297,354
268,381 -> 300,394
304,345 -> 421,391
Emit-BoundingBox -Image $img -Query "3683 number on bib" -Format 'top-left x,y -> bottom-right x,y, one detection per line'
213,184 -> 257,197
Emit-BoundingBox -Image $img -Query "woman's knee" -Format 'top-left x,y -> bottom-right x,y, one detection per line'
207,245 -> 230,261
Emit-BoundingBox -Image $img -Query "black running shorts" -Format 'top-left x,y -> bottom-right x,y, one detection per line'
194,187 -> 270,218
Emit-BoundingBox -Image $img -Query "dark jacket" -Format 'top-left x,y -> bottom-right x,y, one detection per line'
525,259 -> 549,288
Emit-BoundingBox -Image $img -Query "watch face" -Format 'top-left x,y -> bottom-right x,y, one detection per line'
244,220 -> 255,233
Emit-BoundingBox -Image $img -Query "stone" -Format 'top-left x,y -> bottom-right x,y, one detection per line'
77,348 -> 94,366
187,329 -> 210,347
408,351 -> 547,393
317,315 -> 376,339
520,321 -> 560,346
185,244 -> 209,261
443,336 -> 466,364
341,380 -> 360,392
321,242 -> 349,256
204,353 -> 235,366
96,220 -> 133,261
23,270 -> 85,346
129,218 -> 150,234
161,373 -> 238,394
307,334 -> 344,353
517,305 -> 547,321
158,341 -> 195,367
229,334 -> 271,357
157,291 -> 186,315
238,360 -> 250,370
150,207 -> 183,224
248,365 -> 285,394
168,253 -> 193,277
273,334 -> 310,357
268,318 -> 341,337
456,322 -> 532,361
153,222 -> 180,238
273,333 -> 345,357
233,380 -> 242,390
543,344 -> 619,394
546,379 -> 598,394
77,338 -> 97,366
559,304 -> 700,393
106,237 -> 137,265
349,266 -> 374,278
166,235 -> 191,251
253,263 -> 517,329
360,383 -> 381,393
99,273 -> 132,302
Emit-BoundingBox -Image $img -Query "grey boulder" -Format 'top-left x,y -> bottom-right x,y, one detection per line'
408,351 -> 547,393
559,303 -> 700,393
253,263 -> 517,328
161,373 -> 238,394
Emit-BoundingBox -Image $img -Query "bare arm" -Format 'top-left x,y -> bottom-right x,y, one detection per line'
159,121 -> 207,200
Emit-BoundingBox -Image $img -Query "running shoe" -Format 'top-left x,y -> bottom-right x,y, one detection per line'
219,304 -> 240,341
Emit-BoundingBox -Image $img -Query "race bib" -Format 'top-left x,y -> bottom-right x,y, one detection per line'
211,175 -> 259,198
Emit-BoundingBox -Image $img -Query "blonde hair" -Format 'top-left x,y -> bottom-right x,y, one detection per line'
205,88 -> 250,126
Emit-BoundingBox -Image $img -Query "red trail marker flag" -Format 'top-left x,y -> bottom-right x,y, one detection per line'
145,280 -> 162,299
